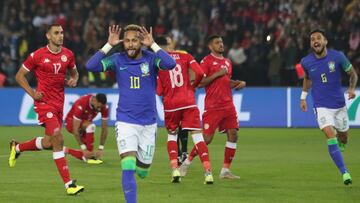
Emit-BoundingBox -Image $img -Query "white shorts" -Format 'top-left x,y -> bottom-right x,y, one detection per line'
115,121 -> 157,165
314,106 -> 349,132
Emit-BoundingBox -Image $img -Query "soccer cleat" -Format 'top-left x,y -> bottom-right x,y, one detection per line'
204,171 -> 214,184
219,169 -> 240,179
86,159 -> 103,164
9,140 -> 20,167
343,172 -> 352,185
171,169 -> 181,183
179,161 -> 191,177
66,180 -> 84,195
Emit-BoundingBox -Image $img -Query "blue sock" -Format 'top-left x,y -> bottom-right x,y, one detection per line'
122,170 -> 137,203
327,138 -> 347,174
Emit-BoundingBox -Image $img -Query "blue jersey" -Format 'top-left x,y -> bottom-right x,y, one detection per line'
101,50 -> 171,125
301,49 -> 352,108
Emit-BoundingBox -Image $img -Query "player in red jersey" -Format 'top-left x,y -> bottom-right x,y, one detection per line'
156,36 -> 214,184
9,24 -> 84,195
64,93 -> 109,164
180,35 -> 246,179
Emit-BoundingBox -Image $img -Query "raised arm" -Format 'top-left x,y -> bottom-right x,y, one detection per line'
86,25 -> 122,72
139,26 -> 176,70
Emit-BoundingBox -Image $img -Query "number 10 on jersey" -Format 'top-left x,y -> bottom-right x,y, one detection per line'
130,76 -> 140,89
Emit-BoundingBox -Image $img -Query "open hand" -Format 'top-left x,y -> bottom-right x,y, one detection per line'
138,26 -> 154,47
108,25 -> 122,46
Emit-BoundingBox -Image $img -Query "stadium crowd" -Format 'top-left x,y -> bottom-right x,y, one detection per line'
0,0 -> 359,87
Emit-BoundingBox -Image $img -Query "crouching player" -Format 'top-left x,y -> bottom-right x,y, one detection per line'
64,93 -> 109,164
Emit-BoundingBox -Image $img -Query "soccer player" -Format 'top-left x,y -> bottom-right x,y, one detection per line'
156,36 -> 213,184
180,35 -> 246,179
64,93 -> 109,164
9,24 -> 84,195
300,29 -> 358,185
85,24 -> 176,203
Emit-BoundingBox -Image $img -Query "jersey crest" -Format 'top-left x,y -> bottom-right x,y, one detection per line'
141,62 -> 150,76
328,61 -> 335,72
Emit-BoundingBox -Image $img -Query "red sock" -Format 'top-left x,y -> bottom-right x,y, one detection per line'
53,151 -> 71,184
192,133 -> 211,171
67,148 -> 84,160
223,141 -> 237,169
18,138 -> 40,152
82,133 -> 94,151
167,134 -> 178,169
188,146 -> 198,161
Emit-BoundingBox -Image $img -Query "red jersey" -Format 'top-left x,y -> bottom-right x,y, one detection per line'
22,45 -> 76,111
66,94 -> 109,122
201,54 -> 233,110
157,51 -> 204,111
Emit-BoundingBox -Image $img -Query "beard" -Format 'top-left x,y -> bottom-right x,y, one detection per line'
312,45 -> 325,55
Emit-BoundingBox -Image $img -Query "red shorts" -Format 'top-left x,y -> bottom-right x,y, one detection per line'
65,117 -> 84,134
164,107 -> 202,132
34,104 -> 63,136
202,105 -> 238,136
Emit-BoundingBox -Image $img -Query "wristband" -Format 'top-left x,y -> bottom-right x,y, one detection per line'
150,42 -> 161,52
300,91 -> 308,100
100,43 -> 113,54
80,144 -> 87,150
98,145 -> 104,150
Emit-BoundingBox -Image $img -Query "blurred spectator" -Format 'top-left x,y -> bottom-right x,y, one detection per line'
0,0 -> 358,87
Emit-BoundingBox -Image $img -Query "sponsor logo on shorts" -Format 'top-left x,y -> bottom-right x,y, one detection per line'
204,123 -> 209,130
46,112 -> 53,118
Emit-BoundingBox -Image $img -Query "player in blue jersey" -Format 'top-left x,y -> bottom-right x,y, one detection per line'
300,29 -> 358,185
85,24 -> 176,203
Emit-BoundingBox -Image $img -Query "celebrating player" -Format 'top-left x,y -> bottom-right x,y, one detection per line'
156,36 -> 213,184
9,24 -> 84,195
64,93 -> 108,164
86,24 -> 176,203
180,35 -> 246,179
300,29 -> 358,185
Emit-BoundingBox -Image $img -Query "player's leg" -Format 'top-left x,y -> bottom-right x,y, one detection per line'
182,107 -> 213,184
136,123 -> 157,180
81,121 -> 102,164
64,119 -> 86,161
177,125 -> 189,164
334,106 -> 350,152
116,122 -> 139,203
180,109 -> 218,178
219,106 -> 240,179
47,115 -> 84,194
317,107 -> 351,185
164,111 -> 181,182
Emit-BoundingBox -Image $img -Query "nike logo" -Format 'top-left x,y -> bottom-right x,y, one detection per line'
119,67 -> 128,71
310,68 -> 316,72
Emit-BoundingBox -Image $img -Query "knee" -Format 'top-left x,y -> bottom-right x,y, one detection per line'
121,156 -> 136,171
86,123 -> 96,133
203,135 -> 212,144
136,167 -> 150,179
52,130 -> 64,145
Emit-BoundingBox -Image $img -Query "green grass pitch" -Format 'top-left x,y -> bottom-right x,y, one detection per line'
0,127 -> 359,203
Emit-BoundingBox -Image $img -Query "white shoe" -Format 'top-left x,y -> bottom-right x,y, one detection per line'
219,168 -> 240,179
179,159 -> 191,177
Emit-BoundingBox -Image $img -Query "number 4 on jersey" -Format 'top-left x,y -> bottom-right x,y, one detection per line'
169,64 -> 184,88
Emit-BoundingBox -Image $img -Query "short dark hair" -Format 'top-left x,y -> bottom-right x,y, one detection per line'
155,35 -> 168,46
309,29 -> 327,39
95,93 -> 107,105
206,34 -> 222,45
46,23 -> 62,33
